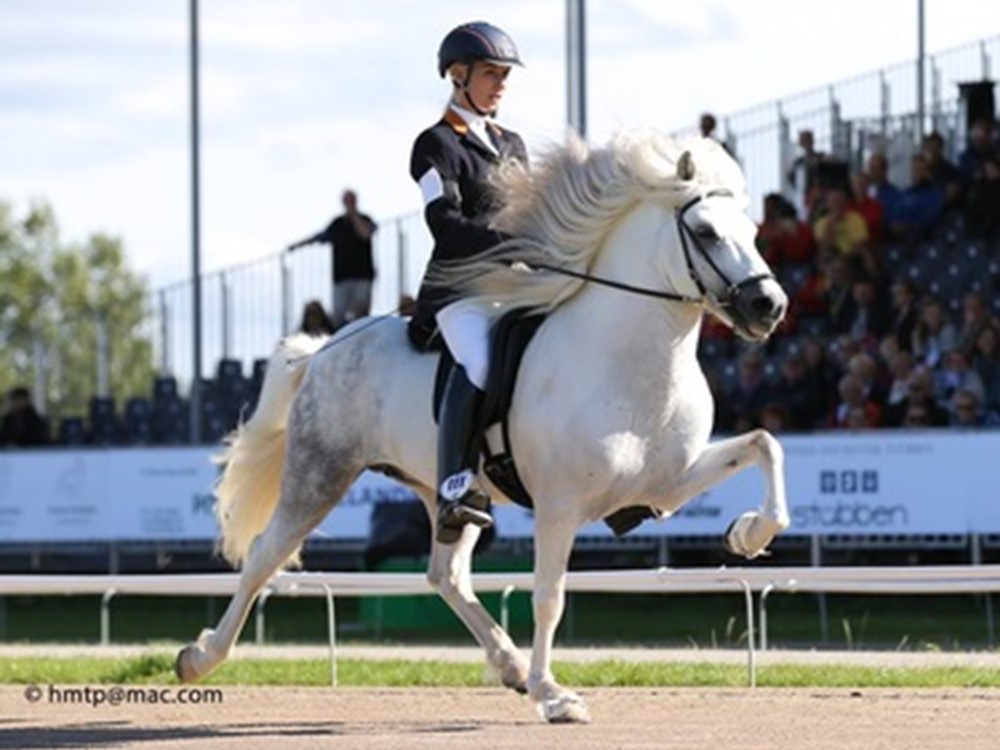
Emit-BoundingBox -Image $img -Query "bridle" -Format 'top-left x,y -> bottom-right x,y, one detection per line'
521,189 -> 776,313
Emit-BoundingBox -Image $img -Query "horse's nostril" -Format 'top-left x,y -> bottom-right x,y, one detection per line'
750,295 -> 777,316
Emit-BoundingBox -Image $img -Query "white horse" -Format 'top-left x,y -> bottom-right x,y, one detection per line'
176,133 -> 790,724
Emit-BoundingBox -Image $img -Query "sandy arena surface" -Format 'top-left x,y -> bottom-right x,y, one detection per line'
3,645 -> 1000,748
3,685 -> 1000,750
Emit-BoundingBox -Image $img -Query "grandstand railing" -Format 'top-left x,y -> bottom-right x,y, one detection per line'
138,36 -> 998,386
3,565 -> 1000,687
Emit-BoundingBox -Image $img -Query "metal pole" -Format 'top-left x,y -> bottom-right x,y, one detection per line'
158,290 -> 170,375
811,535 -> 829,644
917,0 -> 926,138
189,0 -> 203,444
396,218 -> 406,306
566,0 -> 587,138
221,274 -> 231,360
32,336 -> 46,415
96,314 -> 110,398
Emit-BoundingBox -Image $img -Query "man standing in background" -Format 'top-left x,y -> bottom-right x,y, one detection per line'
288,189 -> 378,329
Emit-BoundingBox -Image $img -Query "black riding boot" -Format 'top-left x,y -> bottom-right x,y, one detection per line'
436,364 -> 493,544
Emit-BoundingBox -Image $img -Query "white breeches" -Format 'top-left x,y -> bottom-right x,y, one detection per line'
436,299 -> 499,390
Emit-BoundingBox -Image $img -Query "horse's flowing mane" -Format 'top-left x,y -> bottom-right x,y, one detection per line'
427,132 -> 748,313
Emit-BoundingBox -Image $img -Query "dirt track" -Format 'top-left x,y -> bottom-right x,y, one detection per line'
3,685 -> 1000,749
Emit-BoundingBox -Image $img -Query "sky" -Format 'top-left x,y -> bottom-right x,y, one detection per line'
2,0 -> 1000,293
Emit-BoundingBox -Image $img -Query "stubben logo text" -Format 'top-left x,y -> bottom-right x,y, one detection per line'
791,468 -> 908,529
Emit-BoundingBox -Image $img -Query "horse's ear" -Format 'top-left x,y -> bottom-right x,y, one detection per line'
677,151 -> 696,181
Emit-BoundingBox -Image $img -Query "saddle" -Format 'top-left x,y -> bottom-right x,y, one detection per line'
431,309 -> 659,537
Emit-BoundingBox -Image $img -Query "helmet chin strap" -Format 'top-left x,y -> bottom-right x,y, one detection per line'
455,63 -> 496,117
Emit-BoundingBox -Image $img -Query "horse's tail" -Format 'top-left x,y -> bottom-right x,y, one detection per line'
214,333 -> 328,567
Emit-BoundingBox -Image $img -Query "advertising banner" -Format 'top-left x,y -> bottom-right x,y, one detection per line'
0,431 -> 999,542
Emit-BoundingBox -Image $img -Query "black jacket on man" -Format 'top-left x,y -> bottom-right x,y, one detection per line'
407,108 -> 528,348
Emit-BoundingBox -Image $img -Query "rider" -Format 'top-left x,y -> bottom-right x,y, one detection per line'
408,21 -> 528,543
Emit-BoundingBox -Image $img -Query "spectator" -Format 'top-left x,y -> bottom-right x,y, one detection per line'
958,292 -> 991,358
901,401 -> 934,428
888,279 -> 920,353
964,154 -> 1000,240
850,170 -> 884,244
298,300 -> 335,336
844,405 -> 877,430
891,153 -> 945,241
885,349 -> 918,410
759,402 -> 791,434
787,129 -> 825,219
921,131 -> 962,206
970,324 -> 1000,413
699,112 -> 733,156
845,275 -> 891,347
726,350 -> 774,432
772,352 -> 829,431
699,112 -> 719,140
814,184 -> 870,258
800,335 -> 837,414
949,388 -> 998,428
865,152 -> 901,230
958,118 -> 997,184
935,348 -> 985,406
831,373 -> 882,428
0,387 -> 48,447
887,366 -> 949,427
756,193 -> 816,268
912,296 -> 958,369
288,189 -> 378,330
847,351 -> 888,407
819,252 -> 860,335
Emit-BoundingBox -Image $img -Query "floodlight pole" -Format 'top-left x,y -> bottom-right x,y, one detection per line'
567,0 -> 587,139
189,0 -> 203,444
917,0 -> 926,137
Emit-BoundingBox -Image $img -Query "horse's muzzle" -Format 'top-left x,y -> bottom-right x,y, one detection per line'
730,277 -> 787,341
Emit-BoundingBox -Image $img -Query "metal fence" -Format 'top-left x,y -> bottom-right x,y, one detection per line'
148,35 -> 998,386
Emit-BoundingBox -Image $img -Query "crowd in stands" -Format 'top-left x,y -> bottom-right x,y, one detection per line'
704,119 -> 1000,434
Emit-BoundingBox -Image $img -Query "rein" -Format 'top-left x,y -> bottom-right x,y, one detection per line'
514,189 -> 775,311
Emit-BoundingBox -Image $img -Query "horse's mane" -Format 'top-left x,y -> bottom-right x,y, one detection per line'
427,132 -> 748,313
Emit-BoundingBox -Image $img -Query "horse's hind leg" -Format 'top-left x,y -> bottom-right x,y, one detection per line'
423,491 -> 530,694
177,446 -> 360,682
675,429 -> 789,558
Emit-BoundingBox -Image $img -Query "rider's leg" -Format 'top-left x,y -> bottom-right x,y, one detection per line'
435,300 -> 494,544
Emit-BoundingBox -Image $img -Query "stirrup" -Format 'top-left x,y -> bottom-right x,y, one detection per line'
436,474 -> 493,544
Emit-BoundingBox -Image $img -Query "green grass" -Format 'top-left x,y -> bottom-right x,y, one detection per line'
1,656 -> 999,689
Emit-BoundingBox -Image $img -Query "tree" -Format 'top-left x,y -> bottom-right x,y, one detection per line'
0,200 -> 154,425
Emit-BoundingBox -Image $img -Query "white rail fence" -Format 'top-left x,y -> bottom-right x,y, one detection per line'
3,566 -> 999,687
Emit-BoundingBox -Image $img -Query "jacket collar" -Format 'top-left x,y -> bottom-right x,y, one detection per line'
443,106 -> 504,159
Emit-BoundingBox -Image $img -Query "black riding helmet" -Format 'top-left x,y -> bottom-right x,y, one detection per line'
437,21 -> 523,78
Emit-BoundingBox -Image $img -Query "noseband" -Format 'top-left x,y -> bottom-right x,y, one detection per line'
517,190 -> 775,309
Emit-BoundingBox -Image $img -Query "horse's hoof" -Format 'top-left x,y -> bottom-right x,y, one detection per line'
540,694 -> 591,724
723,517 -> 741,555
499,662 -> 529,694
725,511 -> 785,559
174,644 -> 200,683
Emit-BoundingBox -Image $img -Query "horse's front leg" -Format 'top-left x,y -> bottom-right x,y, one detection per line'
527,509 -> 590,723
424,497 -> 530,694
674,429 -> 789,558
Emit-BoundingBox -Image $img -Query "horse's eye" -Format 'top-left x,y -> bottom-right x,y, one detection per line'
695,225 -> 718,241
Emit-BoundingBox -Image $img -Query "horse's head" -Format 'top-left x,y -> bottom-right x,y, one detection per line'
670,147 -> 787,341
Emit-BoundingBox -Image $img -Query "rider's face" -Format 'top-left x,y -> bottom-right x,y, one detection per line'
462,62 -> 511,112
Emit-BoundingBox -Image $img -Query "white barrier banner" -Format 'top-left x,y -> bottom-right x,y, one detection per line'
0,451 -> 112,541
494,431 -> 1000,538
0,431 -> 998,542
